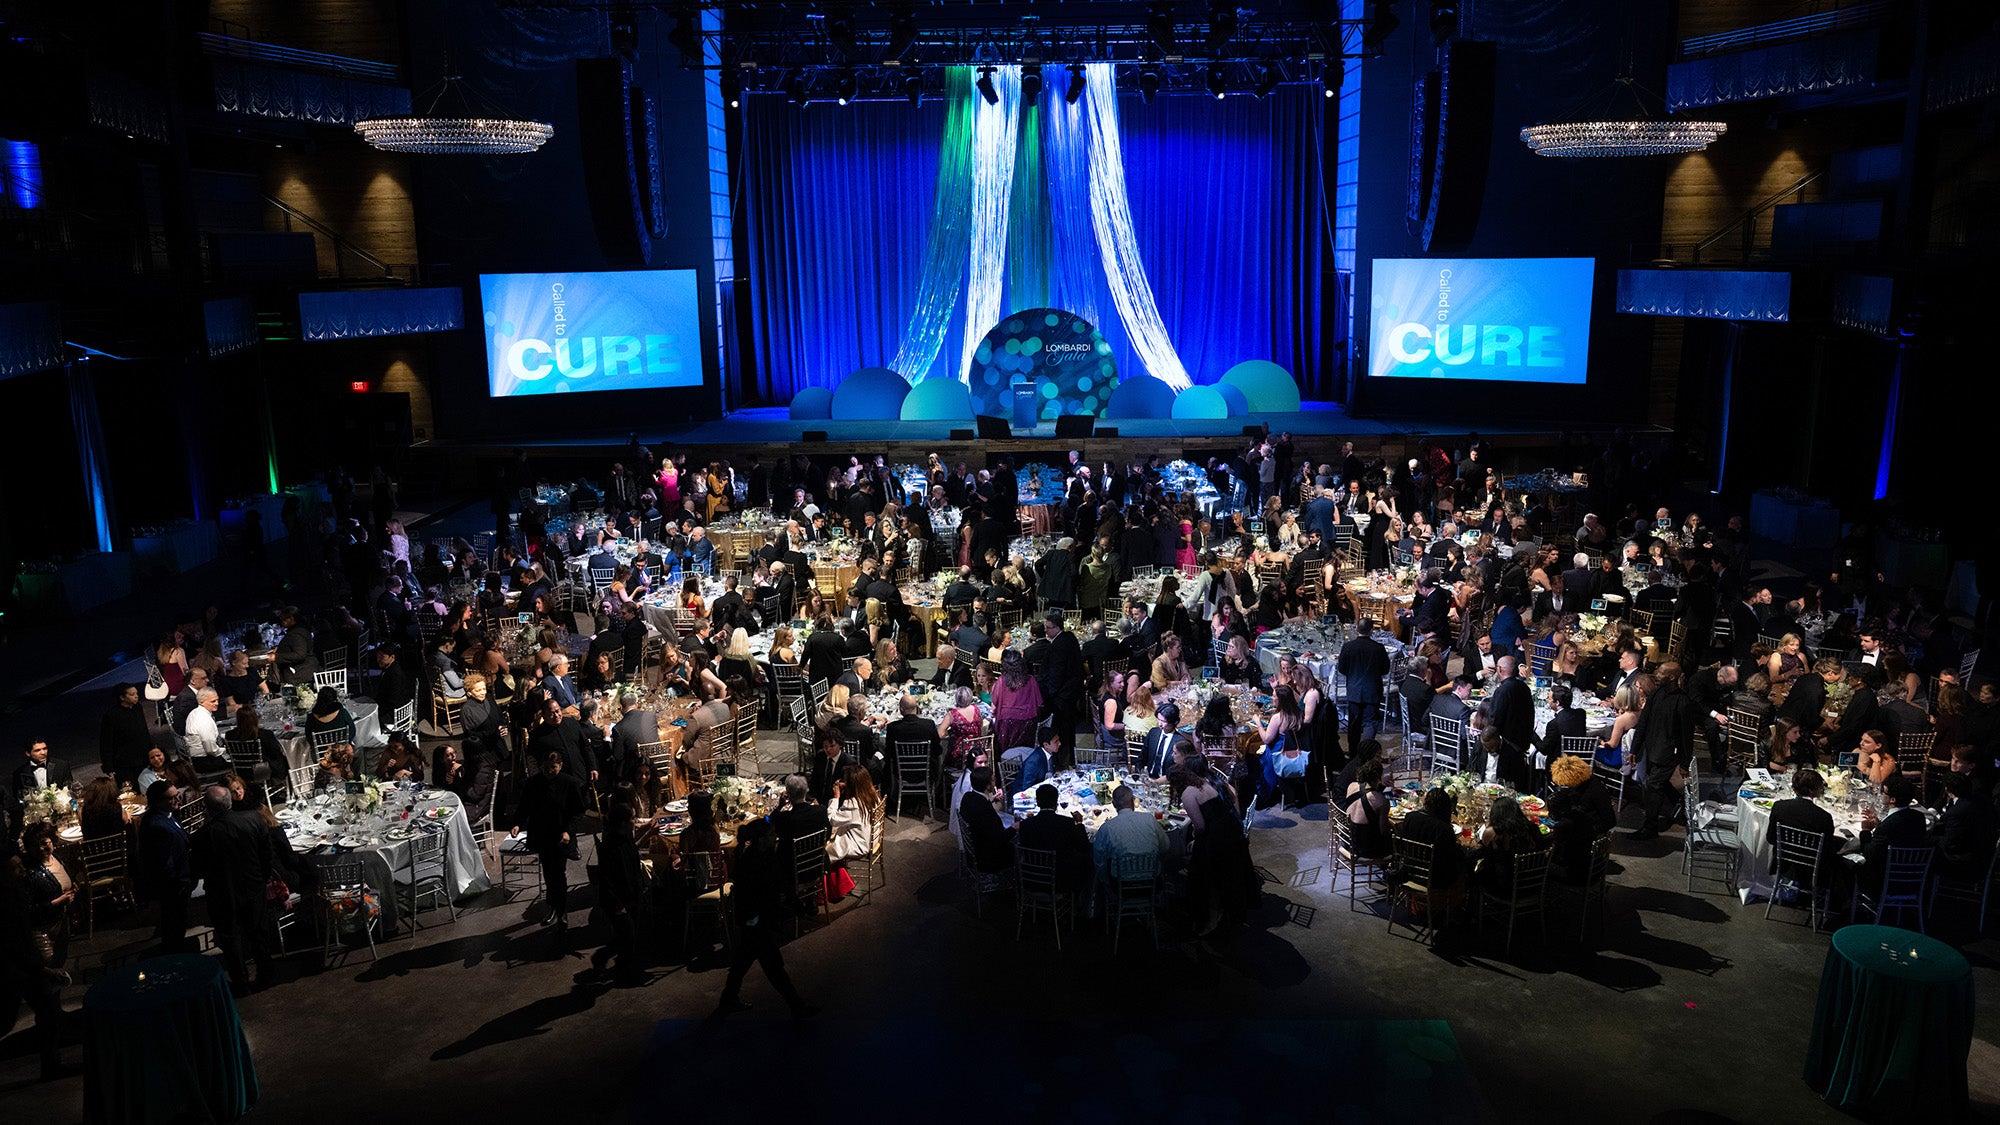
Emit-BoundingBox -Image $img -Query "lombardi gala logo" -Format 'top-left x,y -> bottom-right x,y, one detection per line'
1043,343 -> 1094,365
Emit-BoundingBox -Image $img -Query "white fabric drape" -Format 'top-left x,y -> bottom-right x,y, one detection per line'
1081,62 -> 1191,390
1042,90 -> 1103,331
889,67 -> 978,381
959,66 -> 1022,382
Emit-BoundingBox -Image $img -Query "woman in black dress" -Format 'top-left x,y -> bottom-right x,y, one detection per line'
512,750 -> 586,933
1175,766 -> 1260,938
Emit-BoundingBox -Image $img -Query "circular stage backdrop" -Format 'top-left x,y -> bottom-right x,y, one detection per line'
966,308 -> 1119,421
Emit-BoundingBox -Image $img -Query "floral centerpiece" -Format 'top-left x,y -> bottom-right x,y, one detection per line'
349,779 -> 390,817
1824,771 -> 1852,801
292,683 -> 318,712
1823,676 -> 1857,727
710,775 -> 757,822
20,786 -> 75,829
1577,612 -> 1608,637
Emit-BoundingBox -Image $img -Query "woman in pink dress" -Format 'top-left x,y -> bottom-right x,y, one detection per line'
657,459 -> 680,507
1176,520 -> 1198,576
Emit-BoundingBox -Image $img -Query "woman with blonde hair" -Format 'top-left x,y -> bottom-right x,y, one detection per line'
1601,682 -> 1645,779
1767,633 -> 1808,688
1151,633 -> 1192,691
1124,680 -> 1160,744
770,625 -> 799,666
826,762 -> 881,864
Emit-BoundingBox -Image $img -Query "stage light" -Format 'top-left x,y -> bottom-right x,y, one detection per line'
827,16 -> 858,57
1253,63 -> 1280,98
1205,66 -> 1227,99
1021,62 -> 1043,102
666,11 -> 700,65
1137,66 -> 1162,104
833,69 -> 858,105
1206,3 -> 1238,55
975,66 -> 998,105
1323,56 -> 1345,98
1146,4 -> 1176,59
722,69 -> 742,109
1065,64 -> 1086,105
901,68 -> 924,105
783,71 -> 806,104
1429,0 -> 1459,43
883,11 -> 918,62
1363,0 -> 1401,56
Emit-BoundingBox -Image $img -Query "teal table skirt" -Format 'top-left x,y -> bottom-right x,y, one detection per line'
84,955 -> 258,1124
1804,925 -> 1971,1121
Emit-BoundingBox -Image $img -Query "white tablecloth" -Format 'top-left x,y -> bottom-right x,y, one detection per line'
1726,790 -> 1867,904
281,788 -> 490,927
270,699 -> 386,770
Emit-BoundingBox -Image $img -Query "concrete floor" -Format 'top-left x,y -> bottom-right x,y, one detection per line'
8,718 -> 2000,1124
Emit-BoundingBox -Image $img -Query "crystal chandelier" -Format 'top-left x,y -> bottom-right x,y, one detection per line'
1520,75 -> 1724,159
355,73 -> 552,155
1520,119 -> 1726,158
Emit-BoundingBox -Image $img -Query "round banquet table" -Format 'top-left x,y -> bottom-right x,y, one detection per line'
278,788 -> 491,928
84,954 -> 257,1124
1804,925 -> 1972,1120
262,698 -> 385,770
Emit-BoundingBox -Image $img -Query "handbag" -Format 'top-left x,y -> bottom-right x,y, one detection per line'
1669,765 -> 1689,791
265,877 -> 292,903
144,661 -> 170,702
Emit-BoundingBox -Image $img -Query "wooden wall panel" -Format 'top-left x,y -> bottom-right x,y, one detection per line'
263,150 -> 417,279
207,0 -> 401,64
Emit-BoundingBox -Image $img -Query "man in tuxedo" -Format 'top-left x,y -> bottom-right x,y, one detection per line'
609,691 -> 660,783
1533,686 -> 1588,758
1427,675 -> 1475,735
709,575 -> 747,635
1856,623 -> 1889,669
1825,666 -> 1882,759
1339,442 -> 1366,491
804,615 -> 847,686
1777,659 -> 1832,764
1037,612 -> 1084,768
12,738 -> 73,799
1600,646 -> 1644,701
769,561 -> 797,622
769,773 -> 831,862
1765,767 -> 1840,890
1857,775 -> 1930,896
193,784 -> 279,990
1017,783 -> 1093,893
930,644 -> 974,691
1080,621 -> 1124,695
1037,537 -> 1078,609
1630,662 -> 1699,840
942,566 -> 983,609
1688,661 -> 1739,774
884,694 -> 944,792
1006,728 -> 1062,796
1728,586 -> 1771,665
1487,657 -> 1536,790
1560,552 -> 1594,600
1121,598 -> 1160,662
1336,619 -> 1392,759
1409,572 -> 1453,644
835,657 -> 870,698
171,667 -> 211,737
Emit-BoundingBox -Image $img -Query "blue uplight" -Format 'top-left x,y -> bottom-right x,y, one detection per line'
3,139 -> 43,209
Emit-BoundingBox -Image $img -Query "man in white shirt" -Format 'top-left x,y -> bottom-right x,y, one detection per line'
183,688 -> 224,764
1857,624 -> 1886,667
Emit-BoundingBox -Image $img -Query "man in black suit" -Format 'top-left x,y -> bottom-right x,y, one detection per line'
12,738 -> 73,799
769,773 -> 832,862
709,575 -> 747,635
1079,620 -> 1124,695
609,691 -> 660,783
273,606 -> 317,686
957,765 -> 1015,873
1600,646 -> 1644,701
1765,767 -> 1840,890
1426,675 -> 1475,746
1825,666 -> 1881,759
942,566 -> 983,609
1037,611 -> 1084,768
1559,552 -> 1594,600
193,784 -> 279,990
374,644 -> 417,726
884,694 -> 944,795
1409,572 -> 1452,644
1688,662 -> 1739,774
1016,782 -> 1093,892
1533,685 -> 1589,758
803,614 -> 846,686
1630,662 -> 1699,840
1336,619 -> 1392,759
1635,569 -> 1679,622
1877,681 -> 1931,757
1857,775 -> 1930,898
1934,772 -> 1998,882
171,667 -> 211,738
1728,586 -> 1771,666
1120,598 -> 1160,663
1487,657 -> 1536,790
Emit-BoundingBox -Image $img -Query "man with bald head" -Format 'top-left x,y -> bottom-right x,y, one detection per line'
1487,655 -> 1535,790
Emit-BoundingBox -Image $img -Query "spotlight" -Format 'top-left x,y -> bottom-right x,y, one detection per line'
1021,62 -> 1043,102
1146,3 -> 1176,60
1253,63 -> 1279,99
975,66 -> 998,105
901,68 -> 924,106
722,69 -> 742,109
833,68 -> 858,106
883,11 -> 918,62
1205,65 -> 1227,100
1137,66 -> 1161,104
1323,56 -> 1344,98
1065,63 -> 1086,105
1206,3 -> 1238,56
1363,0 -> 1401,55
783,70 -> 806,105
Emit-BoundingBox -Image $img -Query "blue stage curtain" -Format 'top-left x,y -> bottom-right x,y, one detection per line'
742,100 -> 952,399
742,87 -> 1328,402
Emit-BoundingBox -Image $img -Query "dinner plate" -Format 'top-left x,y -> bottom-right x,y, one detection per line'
664,798 -> 690,813
58,825 -> 83,841
425,805 -> 457,820
338,836 -> 370,848
275,808 -> 299,823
